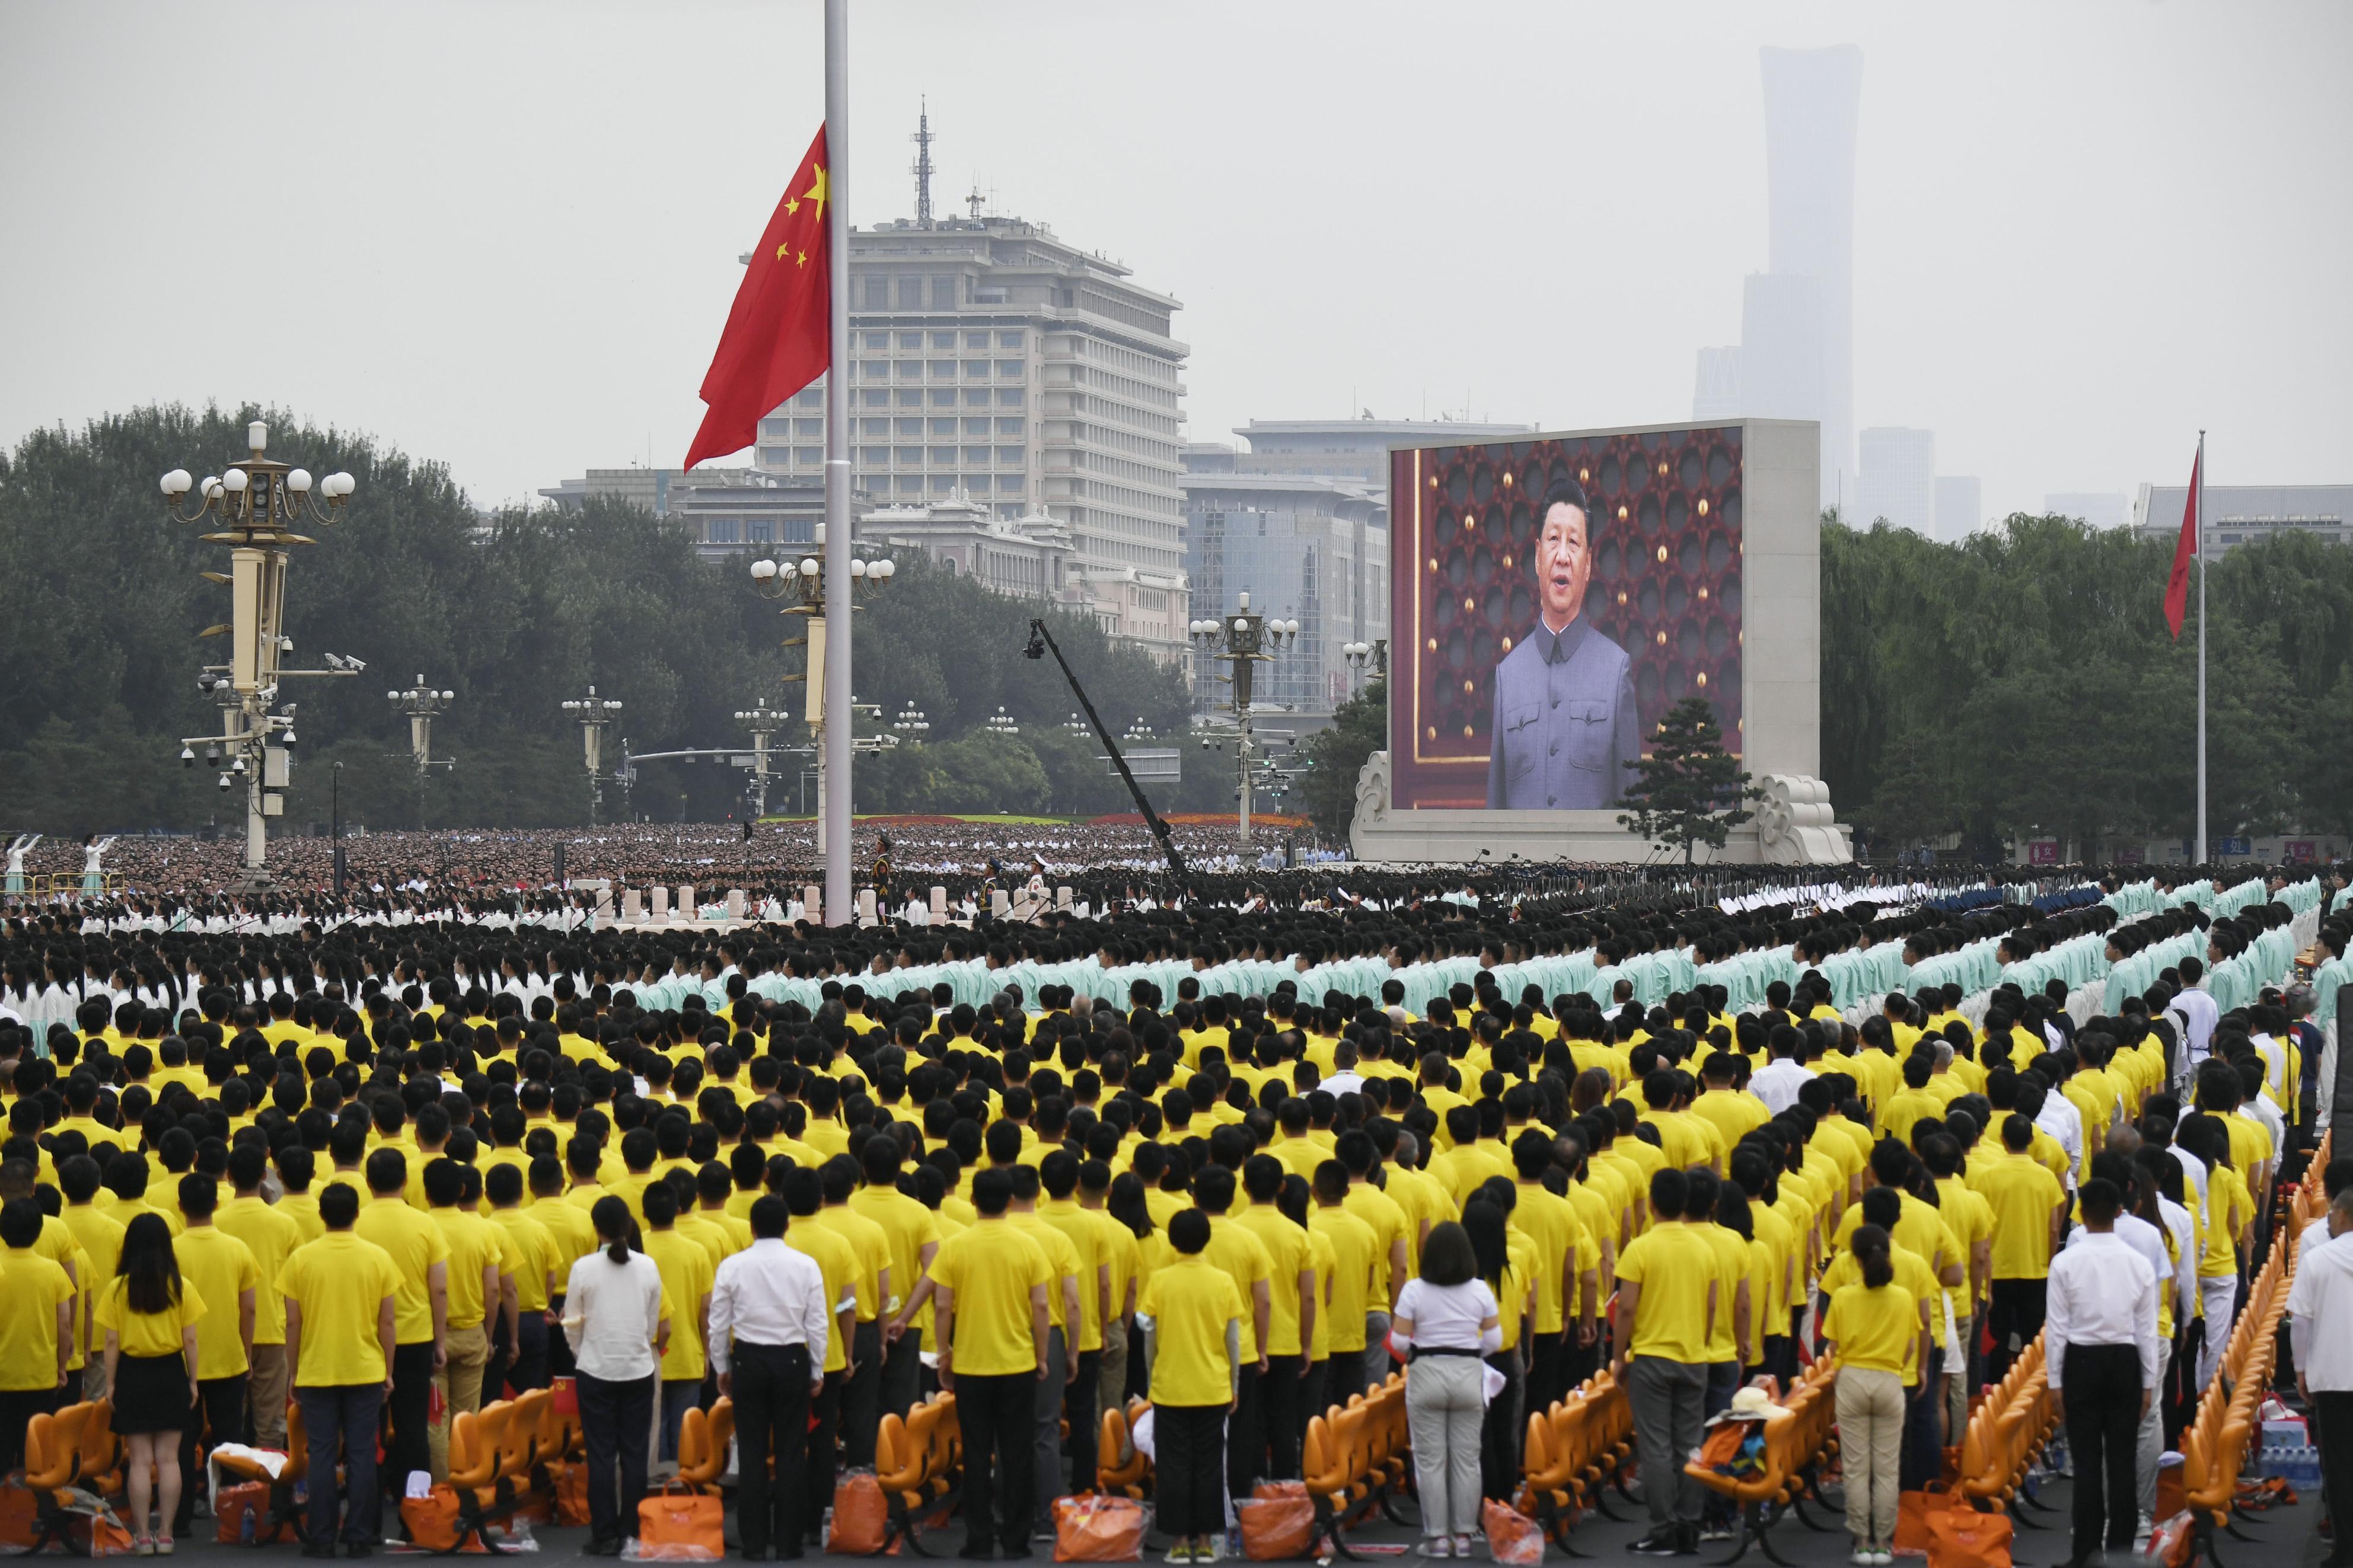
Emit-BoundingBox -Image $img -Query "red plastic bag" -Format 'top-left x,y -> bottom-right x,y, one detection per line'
2144,1513 -> 2193,1568
1238,1497 -> 1315,1560
1924,1506 -> 2011,1568
828,1474 -> 890,1556
1483,1500 -> 1545,1567
1053,1494 -> 1145,1562
215,1480 -> 281,1544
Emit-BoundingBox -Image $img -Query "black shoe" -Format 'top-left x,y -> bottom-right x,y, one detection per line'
958,1547 -> 994,1562
584,1539 -> 626,1558
344,1544 -> 373,1560
301,1547 -> 337,1561
1629,1532 -> 1684,1556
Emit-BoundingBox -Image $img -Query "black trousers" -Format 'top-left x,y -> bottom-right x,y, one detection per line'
1064,1349 -> 1104,1494
176,1374 -> 250,1530
1227,1360 -> 1264,1498
577,1371 -> 655,1546
954,1371 -> 1037,1553
732,1344 -> 813,1558
1482,1346 -> 1524,1501
1242,1354 -> 1300,1486
2061,1344 -> 2142,1561
1296,1359 -> 1330,1460
484,1312 -> 547,1400
296,1384 -> 382,1548
843,1321 -> 883,1468
1156,1403 -> 1229,1540
805,1369 -> 843,1544
385,1340 -> 436,1497
0,1388 -> 60,1473
881,1327 -> 924,1427
1988,1279 -> 2047,1384
2315,1391 -> 2353,1568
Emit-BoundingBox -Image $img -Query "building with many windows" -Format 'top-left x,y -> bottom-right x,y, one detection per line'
1855,426 -> 1934,532
538,467 -> 829,561
860,489 -> 1085,607
2131,482 -> 2352,557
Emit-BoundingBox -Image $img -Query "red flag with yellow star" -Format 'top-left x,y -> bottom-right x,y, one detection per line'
684,127 -> 830,471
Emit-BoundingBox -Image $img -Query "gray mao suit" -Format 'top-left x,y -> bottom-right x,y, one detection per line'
1484,616 -> 1641,809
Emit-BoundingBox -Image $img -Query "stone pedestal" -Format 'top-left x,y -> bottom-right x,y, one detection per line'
623,888 -> 643,922
857,889 -> 877,924
930,886 -> 947,918
649,886 -> 669,921
675,884 -> 694,920
726,889 -> 746,922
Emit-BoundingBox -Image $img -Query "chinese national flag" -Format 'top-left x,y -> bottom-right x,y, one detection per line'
683,127 -> 830,472
2163,443 -> 2199,638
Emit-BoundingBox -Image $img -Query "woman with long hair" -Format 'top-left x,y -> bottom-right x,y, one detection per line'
561,1196 -> 668,1556
97,1213 -> 206,1555
1392,1221 -> 1500,1559
1820,1224 -> 1925,1567
1461,1190 -> 1534,1505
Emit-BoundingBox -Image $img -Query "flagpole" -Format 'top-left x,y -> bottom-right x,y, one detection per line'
2195,428 -> 2207,866
822,0 -> 852,927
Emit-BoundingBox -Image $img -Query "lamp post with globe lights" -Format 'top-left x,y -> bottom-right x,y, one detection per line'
1341,638 -> 1389,691
160,420 -> 356,888
748,541 -> 894,878
387,676 -> 456,829
1188,592 -> 1299,848
732,695 -> 793,819
892,703 -> 930,744
561,687 -> 622,825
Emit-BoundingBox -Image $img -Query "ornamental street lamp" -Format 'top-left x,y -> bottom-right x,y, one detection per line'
749,540 -> 894,860
1189,592 -> 1299,848
387,676 -> 456,829
1341,638 -> 1389,689
161,421 -> 356,889
984,705 -> 1020,737
561,686 -> 622,824
892,702 -> 931,744
733,696 -> 792,818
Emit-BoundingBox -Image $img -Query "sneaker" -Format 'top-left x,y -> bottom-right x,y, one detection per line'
1853,1553 -> 1874,1566
1423,1539 -> 1453,1559
1701,1525 -> 1737,1543
1629,1532 -> 1683,1556
1452,1536 -> 1477,1560
1873,1553 -> 1895,1566
1163,1546 -> 1195,1564
1196,1541 -> 1226,1565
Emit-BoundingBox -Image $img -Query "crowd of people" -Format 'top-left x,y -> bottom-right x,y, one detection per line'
0,858 -> 2342,1562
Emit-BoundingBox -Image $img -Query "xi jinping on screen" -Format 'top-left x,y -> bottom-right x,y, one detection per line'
1485,479 -> 1641,809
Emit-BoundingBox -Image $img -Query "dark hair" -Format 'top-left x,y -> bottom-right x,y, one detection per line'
1169,1208 -> 1210,1255
1461,1199 -> 1509,1294
1539,477 -> 1596,539
2077,1177 -> 2122,1227
591,1195 -> 635,1263
318,1182 -> 359,1230
1419,1220 -> 1477,1288
120,1211 -> 184,1314
1851,1222 -> 1894,1291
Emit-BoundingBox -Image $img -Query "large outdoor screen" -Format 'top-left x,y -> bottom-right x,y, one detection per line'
1388,424 -> 1745,812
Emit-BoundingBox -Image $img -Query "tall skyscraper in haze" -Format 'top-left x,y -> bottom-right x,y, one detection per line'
1934,475 -> 1981,542
1692,44 -> 1862,512
1856,426 -> 1934,533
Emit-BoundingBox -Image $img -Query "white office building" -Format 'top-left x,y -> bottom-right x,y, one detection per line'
1855,427 -> 1935,533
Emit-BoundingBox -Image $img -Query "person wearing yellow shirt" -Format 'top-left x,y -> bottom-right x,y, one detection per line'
1080,1163 -> 1146,1434
1137,1208 -> 1249,1564
422,1158 -> 509,1481
1880,1055 -> 1944,1149
272,1147 -> 324,1245
56,1155 -> 127,1403
1506,1135 -> 1596,1409
1976,1114 -> 2067,1382
0,1199 -> 75,1476
1688,1055 -> 1769,1154
353,1148 -> 450,1503
1821,1224 -> 1929,1563
280,1181 -> 402,1553
483,1163 -> 560,1395
1036,1152 -> 1114,1500
780,1164 -> 859,1547
170,1174 -> 260,1534
849,1139 -> 942,1423
809,1157 -> 893,1471
888,1167 -> 1053,1556
1309,1161 -> 1380,1398
1608,1168 -> 1721,1556
638,1182 -> 716,1463
95,1212 -> 207,1557
1232,1155 -> 1318,1489
213,1149 -> 300,1449
1338,1133 -> 1412,1392
1004,1163 -> 1084,1525
1431,1106 -> 1512,1206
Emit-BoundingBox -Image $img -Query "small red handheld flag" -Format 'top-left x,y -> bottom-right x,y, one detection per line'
684,127 -> 831,472
2162,444 -> 2200,639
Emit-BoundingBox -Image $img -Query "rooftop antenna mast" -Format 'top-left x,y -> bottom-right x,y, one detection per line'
967,180 -> 985,221
911,98 -> 935,228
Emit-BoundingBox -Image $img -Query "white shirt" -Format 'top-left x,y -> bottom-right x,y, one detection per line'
2168,1144 -> 2209,1210
1392,1278 -> 1498,1351
2289,1227 -> 2353,1393
706,1238 -> 834,1377
1749,1058 -> 1815,1114
2156,1196 -> 2199,1330
2034,1098 -> 2084,1185
2065,1211 -> 2175,1329
2177,988 -> 2219,1066
2045,1230 -> 2160,1394
562,1248 -> 668,1382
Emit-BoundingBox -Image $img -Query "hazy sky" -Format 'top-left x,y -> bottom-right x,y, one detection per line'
4,1 -> 2346,524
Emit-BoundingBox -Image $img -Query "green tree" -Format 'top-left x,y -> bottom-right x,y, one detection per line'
1616,696 -> 1761,864
1853,731 -> 1957,857
1300,678 -> 1386,837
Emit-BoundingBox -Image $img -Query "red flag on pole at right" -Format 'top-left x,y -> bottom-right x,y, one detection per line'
2163,443 -> 2200,639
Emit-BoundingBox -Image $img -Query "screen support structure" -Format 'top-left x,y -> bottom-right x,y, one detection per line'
1024,619 -> 1187,879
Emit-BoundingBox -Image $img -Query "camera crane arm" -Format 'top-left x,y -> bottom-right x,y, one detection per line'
1024,618 -> 1187,879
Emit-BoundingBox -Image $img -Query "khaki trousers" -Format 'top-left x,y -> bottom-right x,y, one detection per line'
1836,1367 -> 1905,1550
248,1343 -> 291,1449
431,1323 -> 491,1479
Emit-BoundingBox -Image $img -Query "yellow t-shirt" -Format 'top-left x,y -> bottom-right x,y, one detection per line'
275,1192 -> 324,1246
0,1248 -> 75,1391
95,1275 -> 208,1359
847,1186 -> 942,1323
1823,1280 -> 1922,1375
1818,1246 -> 1940,1383
488,1210 -> 562,1313
1974,1155 -> 2065,1280
645,1230 -> 718,1381
279,1232 -> 404,1388
1613,1222 -> 1719,1362
215,1197 -> 302,1347
1341,1186 -> 1410,1302
928,1218 -> 1053,1378
1009,1212 -> 1084,1335
1232,1203 -> 1315,1359
1310,1207 -> 1379,1354
354,1196 -> 454,1345
172,1227 -> 260,1378
431,1208 -> 511,1331
1139,1254 -> 1248,1407
528,1197 -> 600,1279
1039,1200 -> 1111,1353
1510,1183 -> 1583,1336
809,1206 -> 891,1324
785,1219 -> 857,1374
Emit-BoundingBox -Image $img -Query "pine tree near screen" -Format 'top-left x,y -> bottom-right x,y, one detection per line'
1615,697 -> 1763,864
